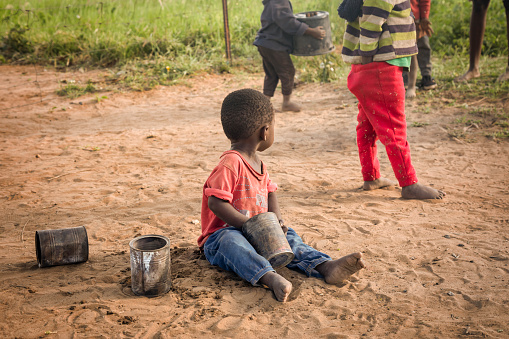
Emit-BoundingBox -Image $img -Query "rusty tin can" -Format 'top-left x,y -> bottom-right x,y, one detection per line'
35,226 -> 89,268
129,234 -> 171,297
242,212 -> 294,269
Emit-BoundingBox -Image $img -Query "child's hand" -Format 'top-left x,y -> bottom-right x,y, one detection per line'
419,18 -> 434,37
305,26 -> 326,40
281,225 -> 288,235
279,220 -> 288,235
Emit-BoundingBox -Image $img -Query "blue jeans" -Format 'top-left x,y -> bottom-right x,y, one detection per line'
203,227 -> 331,285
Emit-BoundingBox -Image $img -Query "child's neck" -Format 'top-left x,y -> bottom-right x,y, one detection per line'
230,144 -> 262,173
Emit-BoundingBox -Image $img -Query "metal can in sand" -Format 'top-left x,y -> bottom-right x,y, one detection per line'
129,234 -> 171,297
242,212 -> 294,269
35,226 -> 89,268
292,11 -> 335,56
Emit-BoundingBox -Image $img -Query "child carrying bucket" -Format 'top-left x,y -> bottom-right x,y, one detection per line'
198,89 -> 365,302
253,0 -> 326,112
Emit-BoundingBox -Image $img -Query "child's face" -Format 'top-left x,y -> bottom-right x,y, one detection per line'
258,117 -> 275,152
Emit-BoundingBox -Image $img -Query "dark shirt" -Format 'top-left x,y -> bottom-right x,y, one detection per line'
253,0 -> 308,53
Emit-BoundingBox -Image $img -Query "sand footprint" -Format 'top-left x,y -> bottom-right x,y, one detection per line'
211,315 -> 246,333
66,303 -> 111,325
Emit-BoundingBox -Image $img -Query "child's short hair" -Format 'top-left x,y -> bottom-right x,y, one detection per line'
221,89 -> 274,141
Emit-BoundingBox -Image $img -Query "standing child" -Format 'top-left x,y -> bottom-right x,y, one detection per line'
254,0 -> 326,112
199,88 -> 365,302
454,0 -> 509,82
339,0 -> 446,199
406,0 -> 437,99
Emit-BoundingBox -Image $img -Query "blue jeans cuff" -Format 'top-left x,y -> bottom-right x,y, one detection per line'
251,267 -> 275,286
296,257 -> 330,278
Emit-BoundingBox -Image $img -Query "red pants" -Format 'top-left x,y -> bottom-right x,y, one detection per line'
347,62 -> 418,187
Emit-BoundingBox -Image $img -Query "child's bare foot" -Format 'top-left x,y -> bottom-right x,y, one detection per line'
401,183 -> 446,200
282,101 -> 301,112
316,253 -> 366,285
258,271 -> 292,302
497,67 -> 509,82
454,69 -> 480,82
363,177 -> 397,190
406,87 -> 417,99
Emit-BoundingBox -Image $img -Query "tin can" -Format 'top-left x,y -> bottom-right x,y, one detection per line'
35,226 -> 89,268
242,212 -> 294,269
129,234 -> 171,297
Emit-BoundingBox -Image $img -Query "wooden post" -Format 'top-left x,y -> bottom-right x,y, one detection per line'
222,0 -> 232,63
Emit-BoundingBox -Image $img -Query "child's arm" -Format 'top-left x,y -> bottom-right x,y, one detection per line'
268,192 -> 288,234
304,26 -> 325,40
270,0 -> 309,37
418,0 -> 431,20
208,196 -> 249,229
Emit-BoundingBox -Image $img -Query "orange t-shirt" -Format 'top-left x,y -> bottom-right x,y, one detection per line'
198,150 -> 278,247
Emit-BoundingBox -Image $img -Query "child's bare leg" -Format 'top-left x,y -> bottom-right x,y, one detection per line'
401,182 -> 446,199
282,94 -> 301,112
258,271 -> 292,302
497,66 -> 509,82
454,0 -> 489,82
455,68 -> 481,82
363,177 -> 397,190
265,94 -> 281,112
406,55 -> 418,99
316,252 -> 366,285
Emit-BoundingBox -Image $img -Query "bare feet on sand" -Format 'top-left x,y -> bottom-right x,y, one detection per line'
259,271 -> 292,302
454,69 -> 480,82
316,252 -> 366,285
401,182 -> 446,200
497,67 -> 509,82
363,177 -> 397,190
282,101 -> 301,112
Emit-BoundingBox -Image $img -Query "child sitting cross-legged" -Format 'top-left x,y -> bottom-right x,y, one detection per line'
198,88 -> 365,302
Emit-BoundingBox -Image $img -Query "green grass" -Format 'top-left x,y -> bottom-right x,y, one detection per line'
411,121 -> 430,127
0,0 -> 341,66
415,58 -> 509,142
486,129 -> 509,140
0,0 -> 507,91
423,55 -> 509,99
0,0 -> 349,87
430,0 -> 507,56
56,81 -> 96,98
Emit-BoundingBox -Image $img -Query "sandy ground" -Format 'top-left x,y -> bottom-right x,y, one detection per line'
0,64 -> 508,338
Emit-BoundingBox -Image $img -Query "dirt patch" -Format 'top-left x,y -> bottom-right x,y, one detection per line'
1,65 -> 508,338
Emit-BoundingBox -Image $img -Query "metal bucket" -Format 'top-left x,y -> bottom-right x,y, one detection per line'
129,234 -> 171,297
242,212 -> 294,269
35,226 -> 89,268
292,11 -> 335,56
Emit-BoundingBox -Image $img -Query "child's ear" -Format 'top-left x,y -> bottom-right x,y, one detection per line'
260,125 -> 269,141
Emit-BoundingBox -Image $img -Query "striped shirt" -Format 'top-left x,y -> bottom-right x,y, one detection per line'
341,0 -> 418,64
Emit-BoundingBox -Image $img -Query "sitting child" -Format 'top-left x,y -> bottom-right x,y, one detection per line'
198,88 -> 365,302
